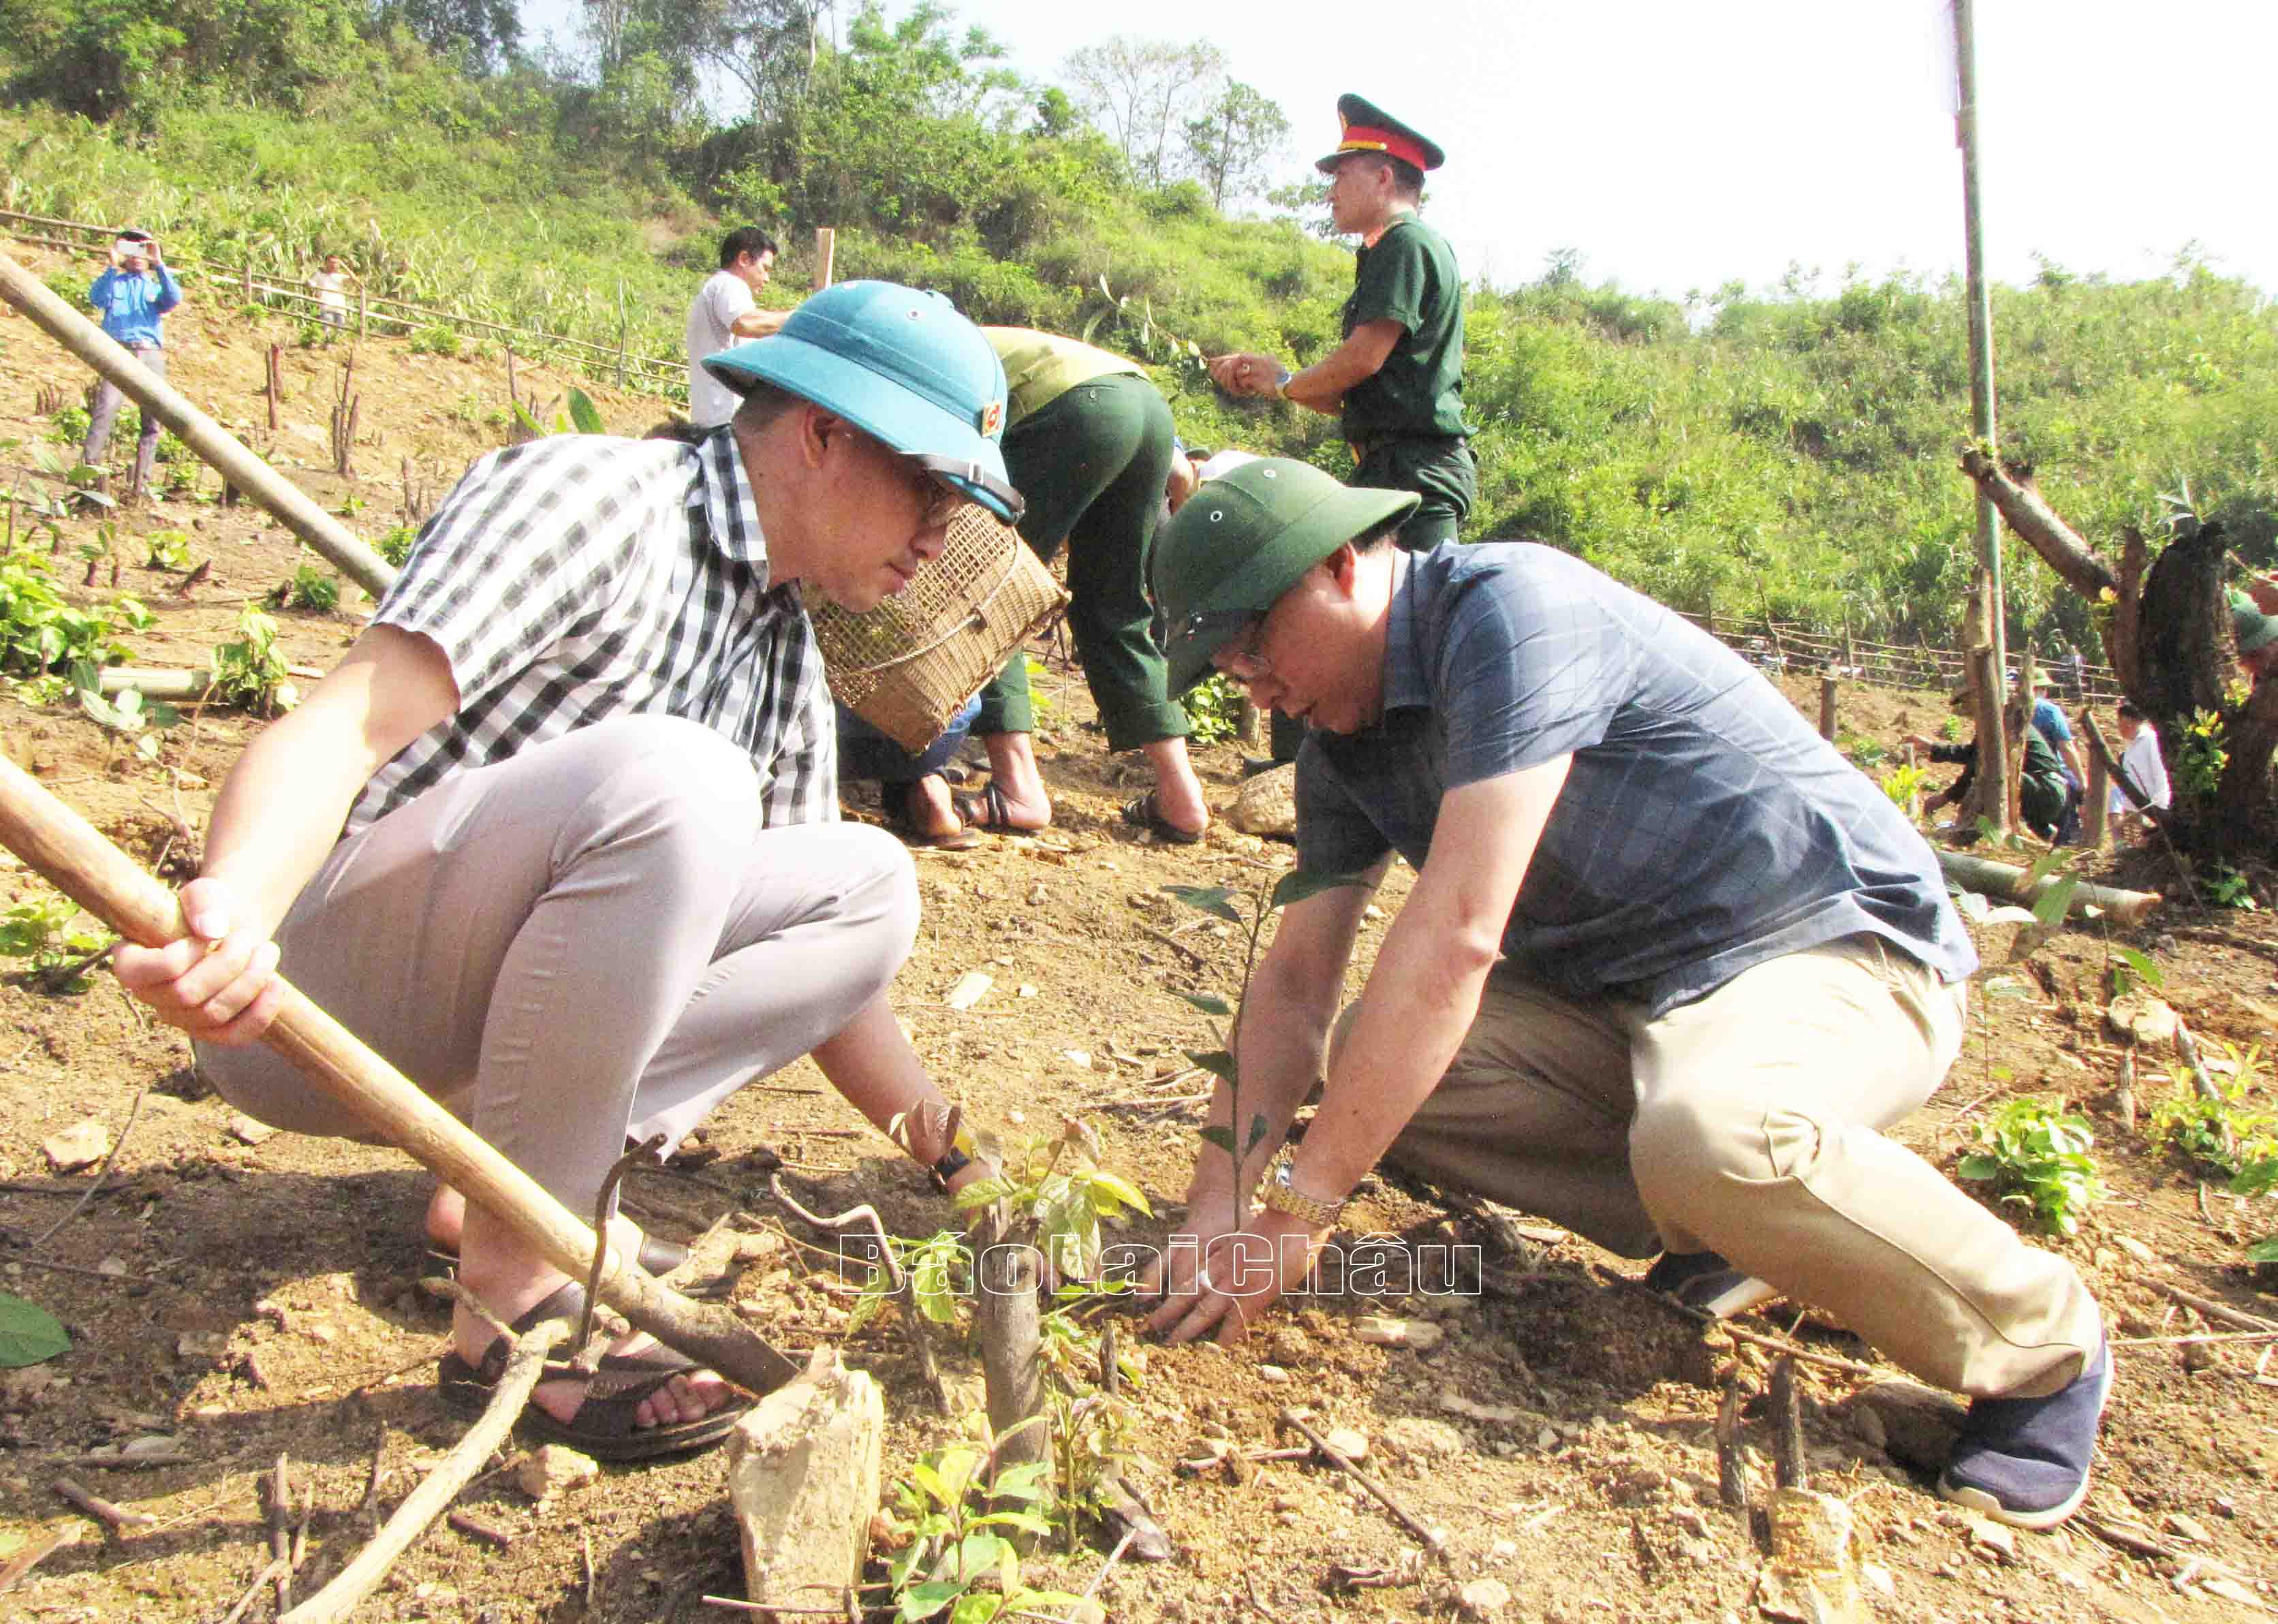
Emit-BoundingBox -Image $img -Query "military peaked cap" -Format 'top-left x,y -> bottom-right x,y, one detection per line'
1315,93 -> 1446,174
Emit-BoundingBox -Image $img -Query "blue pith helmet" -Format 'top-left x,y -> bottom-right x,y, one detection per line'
702,281 -> 1023,523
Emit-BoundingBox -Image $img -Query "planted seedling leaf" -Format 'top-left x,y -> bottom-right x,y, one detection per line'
0,1292 -> 70,1368
2115,947 -> 2164,990
1162,884 -> 1241,923
1185,1048 -> 1236,1083
2007,922 -> 2060,963
567,388 -> 604,435
1270,869 -> 1369,909
1245,1113 -> 1270,1154
1199,1125 -> 1236,1155
2247,1238 -> 2278,1264
1179,992 -> 1232,1017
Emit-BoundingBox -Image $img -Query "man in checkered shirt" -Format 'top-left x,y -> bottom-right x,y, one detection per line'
1138,458 -> 2111,1532
114,283 -> 1025,1460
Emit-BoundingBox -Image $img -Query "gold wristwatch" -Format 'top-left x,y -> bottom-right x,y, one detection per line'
1260,1157 -> 1346,1228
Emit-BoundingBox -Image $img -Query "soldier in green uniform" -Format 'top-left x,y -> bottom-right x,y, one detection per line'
1208,93 -> 1473,548
1210,93 -> 1474,762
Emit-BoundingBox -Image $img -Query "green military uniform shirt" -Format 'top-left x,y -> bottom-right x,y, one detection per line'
1340,213 -> 1468,443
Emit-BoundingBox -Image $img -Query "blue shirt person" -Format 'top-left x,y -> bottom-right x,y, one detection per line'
80,230 -> 184,493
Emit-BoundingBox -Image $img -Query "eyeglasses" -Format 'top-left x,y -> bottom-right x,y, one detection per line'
1215,614 -> 1274,683
904,459 -> 968,529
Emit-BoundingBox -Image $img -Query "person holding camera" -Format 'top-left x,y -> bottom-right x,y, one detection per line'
82,229 -> 183,497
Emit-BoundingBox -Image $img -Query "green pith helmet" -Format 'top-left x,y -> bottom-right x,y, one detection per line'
2230,591 -> 2278,656
1153,458 -> 1415,693
702,281 -> 1022,522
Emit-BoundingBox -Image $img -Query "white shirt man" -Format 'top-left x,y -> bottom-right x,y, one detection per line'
685,229 -> 789,429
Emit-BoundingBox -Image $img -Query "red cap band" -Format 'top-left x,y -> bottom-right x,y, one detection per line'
1333,123 -> 1429,172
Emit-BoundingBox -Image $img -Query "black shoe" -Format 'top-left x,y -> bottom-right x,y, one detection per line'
1642,1250 -> 1779,1320
1939,1337 -> 2112,1529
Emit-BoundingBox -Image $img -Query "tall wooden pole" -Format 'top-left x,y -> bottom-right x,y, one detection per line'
1953,1 -> 2007,693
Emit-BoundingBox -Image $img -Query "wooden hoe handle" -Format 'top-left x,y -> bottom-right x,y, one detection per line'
0,752 -> 798,1393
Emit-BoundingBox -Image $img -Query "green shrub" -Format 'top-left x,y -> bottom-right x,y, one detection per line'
409,324 -> 461,356
1957,1097 -> 2104,1235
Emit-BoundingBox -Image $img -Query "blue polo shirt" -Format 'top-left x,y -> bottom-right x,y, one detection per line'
1295,543 -> 1977,1016
88,266 -> 182,348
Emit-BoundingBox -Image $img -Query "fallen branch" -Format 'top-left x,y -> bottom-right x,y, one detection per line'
2112,1329 -> 2278,1348
52,1476 -> 155,1533
2152,1281 -> 2277,1333
769,1173 -> 947,1412
219,1558 -> 287,1624
1277,1406 -> 1444,1553
278,1315 -> 570,1624
24,1087 -> 143,1252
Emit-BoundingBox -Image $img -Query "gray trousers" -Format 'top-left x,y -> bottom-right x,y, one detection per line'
199,715 -> 918,1215
1355,935 -> 2102,1399
83,345 -> 165,492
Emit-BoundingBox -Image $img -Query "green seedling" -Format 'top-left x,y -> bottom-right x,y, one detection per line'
210,606 -> 298,715
275,565 -> 341,612
1166,867 -> 1364,1226
142,529 -> 191,569
375,525 -> 420,567
1958,1097 -> 2105,1235
1181,671 -> 1245,747
880,1418 -> 1082,1623
0,892 -> 111,993
1881,761 -> 1928,812
78,683 -> 178,762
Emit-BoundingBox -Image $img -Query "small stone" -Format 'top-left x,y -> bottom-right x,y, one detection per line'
1266,1326 -> 1311,1364
1489,1537 -> 1516,1561
2202,1577 -> 2261,1608
944,971 -> 993,1011
2112,1235 -> 2157,1266
516,1443 -> 599,1499
1862,1562 -> 1894,1599
1228,764 -> 1296,837
1352,1315 -> 1444,1351
95,1256 -> 128,1278
1018,985 -> 1037,999
1535,1426 -> 1559,1451
224,1113 -> 277,1146
1321,1427 -> 1369,1463
1062,1050 -> 1092,1070
1272,1494 -> 1301,1512
2164,1512 -> 2211,1544
1458,1577 -> 1511,1618
1255,1364 -> 1291,1383
42,1120 -> 112,1173
176,1331 -> 229,1362
1379,1417 -> 1466,1463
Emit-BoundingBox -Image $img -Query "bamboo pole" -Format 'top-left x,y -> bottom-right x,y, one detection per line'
813,228 -> 837,292
1952,0 -> 2008,698
0,753 -> 800,1396
1935,847 -> 2161,925
0,249 -> 396,600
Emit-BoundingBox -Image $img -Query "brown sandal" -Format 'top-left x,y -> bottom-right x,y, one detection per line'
437,1281 -> 751,1461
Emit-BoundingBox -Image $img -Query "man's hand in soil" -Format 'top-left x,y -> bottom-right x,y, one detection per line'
110,877 -> 285,1045
1143,1204 -> 1330,1346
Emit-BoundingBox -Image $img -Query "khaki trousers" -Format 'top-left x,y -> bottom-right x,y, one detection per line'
200,715 -> 917,1215
1369,936 -> 2102,1398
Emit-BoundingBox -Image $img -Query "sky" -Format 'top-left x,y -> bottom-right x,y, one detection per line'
523,0 -> 2278,300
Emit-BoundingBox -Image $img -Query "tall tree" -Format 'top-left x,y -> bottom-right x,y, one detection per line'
375,0 -> 521,73
1060,35 -> 1223,187
1181,78 -> 1287,209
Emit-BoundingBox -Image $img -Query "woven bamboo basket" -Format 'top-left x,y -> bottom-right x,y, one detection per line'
810,505 -> 1068,752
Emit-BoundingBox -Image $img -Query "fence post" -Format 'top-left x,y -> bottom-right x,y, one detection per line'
358,282 -> 366,342
615,277 -> 627,390
1817,670 -> 1839,741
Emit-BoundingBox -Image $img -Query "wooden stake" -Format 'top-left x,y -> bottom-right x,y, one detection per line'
1769,1356 -> 1806,1489
813,228 -> 836,292
1715,1377 -> 1746,1509
1817,670 -> 1838,741
266,345 -> 281,432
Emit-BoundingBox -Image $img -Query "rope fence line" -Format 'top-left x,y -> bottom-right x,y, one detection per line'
1676,610 -> 2124,709
1,208 -> 686,399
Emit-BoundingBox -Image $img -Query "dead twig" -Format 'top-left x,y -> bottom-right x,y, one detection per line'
2113,1328 -> 2278,1348
41,1450 -> 193,1469
580,1133 -> 668,1365
1241,1573 -> 1294,1624
219,1557 -> 287,1624
2152,1281 -> 2277,1333
770,1172 -> 947,1412
277,1314 -> 570,1624
446,1508 -> 516,1548
25,1086 -> 144,1252
266,1452 -> 293,1612
1277,1407 -> 1444,1553
53,1476 -> 153,1533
